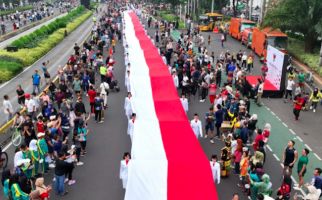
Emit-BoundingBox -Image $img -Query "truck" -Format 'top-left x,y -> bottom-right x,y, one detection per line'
251,27 -> 288,58
241,28 -> 253,48
229,18 -> 256,40
198,13 -> 223,32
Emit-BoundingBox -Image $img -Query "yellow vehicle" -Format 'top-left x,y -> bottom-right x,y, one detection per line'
198,13 -> 224,32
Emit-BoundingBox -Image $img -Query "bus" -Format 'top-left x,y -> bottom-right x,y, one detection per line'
198,12 -> 223,32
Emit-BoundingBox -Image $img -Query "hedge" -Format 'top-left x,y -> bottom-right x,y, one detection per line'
0,9 -> 92,82
11,6 -> 86,49
0,5 -> 33,16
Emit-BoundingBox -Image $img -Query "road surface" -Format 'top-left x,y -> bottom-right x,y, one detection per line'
0,7 -> 320,200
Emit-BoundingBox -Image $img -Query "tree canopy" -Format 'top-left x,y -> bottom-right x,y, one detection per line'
263,0 -> 322,52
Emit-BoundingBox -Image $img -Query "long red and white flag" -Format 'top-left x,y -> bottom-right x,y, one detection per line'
123,11 -> 218,200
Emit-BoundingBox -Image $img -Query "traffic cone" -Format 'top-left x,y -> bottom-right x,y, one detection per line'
213,26 -> 219,33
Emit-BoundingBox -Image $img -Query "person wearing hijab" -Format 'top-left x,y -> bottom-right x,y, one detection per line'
35,177 -> 51,200
10,174 -> 29,200
2,169 -> 11,199
250,174 -> 273,200
120,152 -> 131,189
36,132 -> 49,174
29,139 -> 39,177
309,88 -> 322,113
221,140 -> 232,177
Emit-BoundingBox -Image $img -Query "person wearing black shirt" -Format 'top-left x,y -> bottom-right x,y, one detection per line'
16,85 -> 25,106
55,153 -> 73,196
74,43 -> 80,56
74,97 -> 86,115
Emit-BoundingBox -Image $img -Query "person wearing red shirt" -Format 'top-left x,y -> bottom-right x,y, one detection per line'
208,81 -> 217,104
87,85 -> 97,114
253,129 -> 264,151
293,94 -> 305,120
261,63 -> 268,80
36,116 -> 45,133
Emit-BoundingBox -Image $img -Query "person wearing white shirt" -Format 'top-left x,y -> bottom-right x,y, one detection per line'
210,155 -> 221,184
124,92 -> 133,120
256,79 -> 264,106
120,152 -> 131,189
172,71 -> 179,88
3,95 -> 14,122
284,77 -> 295,102
162,54 -> 167,64
125,70 -> 131,93
180,94 -> 189,113
190,114 -> 203,138
25,96 -> 36,118
127,113 -> 136,142
241,53 -> 247,69
100,81 -> 110,108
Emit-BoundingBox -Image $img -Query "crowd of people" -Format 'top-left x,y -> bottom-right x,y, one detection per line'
1,1 -> 322,200
1,3 -> 124,199
0,1 -> 76,35
141,8 -> 322,200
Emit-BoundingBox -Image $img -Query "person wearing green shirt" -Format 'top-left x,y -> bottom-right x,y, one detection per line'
29,139 -> 39,177
20,144 -> 32,179
11,182 -> 29,200
100,65 -> 107,82
297,70 -> 305,90
297,148 -> 310,188
37,132 -> 49,174
72,76 -> 82,95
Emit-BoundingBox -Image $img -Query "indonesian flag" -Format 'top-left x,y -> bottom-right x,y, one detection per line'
123,11 -> 218,200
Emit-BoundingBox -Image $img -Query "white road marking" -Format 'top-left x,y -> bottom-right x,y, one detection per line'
276,116 -> 281,121
289,129 -> 296,135
282,122 -> 288,128
270,111 -> 276,116
304,144 -> 312,151
266,145 -> 273,152
265,106 -> 270,111
296,136 -> 303,142
314,153 -> 322,161
273,154 -> 280,161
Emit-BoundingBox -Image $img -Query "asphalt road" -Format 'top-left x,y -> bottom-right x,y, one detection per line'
196,31 -> 322,181
0,8 -> 319,200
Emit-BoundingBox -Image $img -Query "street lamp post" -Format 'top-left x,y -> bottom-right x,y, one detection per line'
211,0 -> 214,13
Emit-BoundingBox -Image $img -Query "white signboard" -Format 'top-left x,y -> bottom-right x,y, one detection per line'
266,45 -> 285,90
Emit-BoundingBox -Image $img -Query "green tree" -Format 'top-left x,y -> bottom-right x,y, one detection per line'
200,0 -> 229,13
263,0 -> 322,53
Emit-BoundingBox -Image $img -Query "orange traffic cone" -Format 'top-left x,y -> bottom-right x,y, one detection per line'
213,26 -> 219,33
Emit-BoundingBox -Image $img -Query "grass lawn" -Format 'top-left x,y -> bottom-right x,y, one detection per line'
287,38 -> 321,76
157,11 -> 185,29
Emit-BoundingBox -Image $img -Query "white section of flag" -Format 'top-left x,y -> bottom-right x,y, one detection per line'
123,12 -> 167,200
